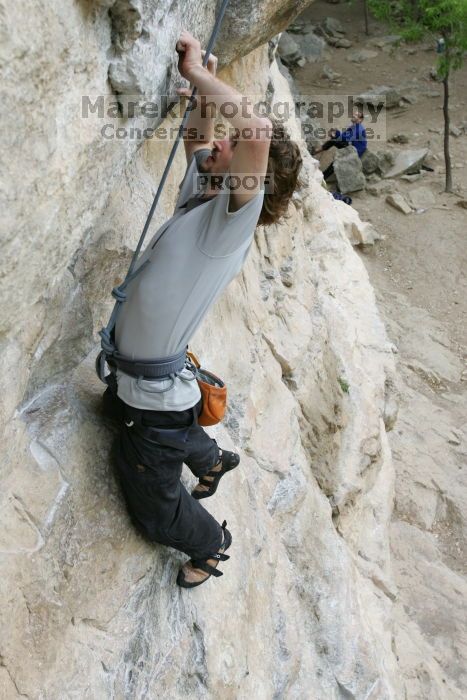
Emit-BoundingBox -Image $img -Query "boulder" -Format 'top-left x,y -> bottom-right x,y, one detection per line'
334,37 -> 352,48
321,64 -> 342,81
389,134 -> 409,144
333,146 -> 367,193
321,16 -> 345,36
357,86 -> 402,109
317,145 -> 338,175
400,173 -> 422,182
277,32 -> 306,67
386,193 -> 413,214
407,186 -> 436,209
366,179 -> 397,196
107,0 -> 318,103
370,35 -> 402,48
348,49 -> 378,63
361,150 -> 379,175
293,31 -> 327,63
450,126 -> 462,137
287,18 -> 310,35
341,219 -> 382,245
383,148 -> 429,178
218,1 -> 319,65
400,94 -> 418,104
374,149 -> 396,176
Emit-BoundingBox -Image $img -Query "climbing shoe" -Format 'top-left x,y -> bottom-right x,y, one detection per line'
191,449 -> 240,500
176,521 -> 232,588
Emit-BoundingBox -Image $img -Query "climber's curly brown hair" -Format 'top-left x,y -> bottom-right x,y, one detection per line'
257,117 -> 305,227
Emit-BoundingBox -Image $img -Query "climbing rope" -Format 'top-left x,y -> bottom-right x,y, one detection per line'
97,0 -> 231,377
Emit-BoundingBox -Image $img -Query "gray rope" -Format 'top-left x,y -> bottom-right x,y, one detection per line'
99,0 -> 231,358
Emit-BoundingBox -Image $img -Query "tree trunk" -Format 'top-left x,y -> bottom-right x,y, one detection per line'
442,68 -> 452,193
363,0 -> 369,36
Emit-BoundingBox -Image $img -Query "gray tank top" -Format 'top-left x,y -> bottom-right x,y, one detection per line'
115,149 -> 265,411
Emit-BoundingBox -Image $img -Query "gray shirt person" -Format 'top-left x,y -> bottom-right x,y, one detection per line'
115,149 -> 265,411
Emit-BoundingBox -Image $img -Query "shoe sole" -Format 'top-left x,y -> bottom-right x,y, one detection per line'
176,528 -> 232,589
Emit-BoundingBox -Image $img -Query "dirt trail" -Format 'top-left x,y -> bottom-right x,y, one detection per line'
293,1 -> 467,698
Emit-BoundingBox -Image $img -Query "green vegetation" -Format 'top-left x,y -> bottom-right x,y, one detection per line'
338,377 -> 350,393
369,0 -> 467,192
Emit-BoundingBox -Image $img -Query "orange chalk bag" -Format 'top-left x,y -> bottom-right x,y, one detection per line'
187,351 -> 227,427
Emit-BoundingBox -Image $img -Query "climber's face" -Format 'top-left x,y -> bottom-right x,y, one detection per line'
199,130 -> 239,174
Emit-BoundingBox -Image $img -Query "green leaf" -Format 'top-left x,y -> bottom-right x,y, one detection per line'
338,377 -> 350,394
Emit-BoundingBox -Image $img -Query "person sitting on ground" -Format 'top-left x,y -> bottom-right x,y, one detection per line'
102,30 -> 303,589
314,110 -> 367,182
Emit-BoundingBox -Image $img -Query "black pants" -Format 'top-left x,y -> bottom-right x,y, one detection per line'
102,380 -> 224,560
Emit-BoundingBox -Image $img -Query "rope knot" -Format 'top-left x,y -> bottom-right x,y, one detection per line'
111,286 -> 127,303
99,328 -> 115,354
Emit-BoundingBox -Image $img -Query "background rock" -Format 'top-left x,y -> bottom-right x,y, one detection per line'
321,63 -> 342,81
374,149 -> 396,176
388,133 -> 409,144
292,30 -> 327,63
366,179 -> 397,197
333,145 -> 367,193
278,32 -> 307,67
320,16 -> 345,36
370,35 -> 402,49
383,148 -> 429,178
407,186 -> 436,209
386,193 -> 413,214
348,49 -> 379,63
328,36 -> 352,48
357,85 -> 402,109
106,0 -> 318,103
317,145 -> 337,177
361,149 -> 380,175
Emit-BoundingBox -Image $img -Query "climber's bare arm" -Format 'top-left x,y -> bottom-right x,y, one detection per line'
176,50 -> 217,165
176,31 -> 271,207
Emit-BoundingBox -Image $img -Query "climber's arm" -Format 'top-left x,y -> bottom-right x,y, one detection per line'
185,68 -> 271,209
176,31 -> 271,208
176,52 -> 217,165
190,65 -> 271,209
177,31 -> 268,139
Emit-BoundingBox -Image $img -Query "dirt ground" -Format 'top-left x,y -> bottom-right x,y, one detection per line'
293,1 -> 467,698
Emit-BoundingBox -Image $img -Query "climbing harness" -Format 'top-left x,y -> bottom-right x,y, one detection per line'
96,0 -> 231,386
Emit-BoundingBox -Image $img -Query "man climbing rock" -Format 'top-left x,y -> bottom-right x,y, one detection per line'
102,30 -> 303,588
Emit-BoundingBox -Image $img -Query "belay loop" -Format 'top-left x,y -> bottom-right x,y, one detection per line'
96,0 -> 231,384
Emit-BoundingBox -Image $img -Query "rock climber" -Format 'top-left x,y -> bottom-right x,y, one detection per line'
314,110 -> 367,182
102,30 -> 303,588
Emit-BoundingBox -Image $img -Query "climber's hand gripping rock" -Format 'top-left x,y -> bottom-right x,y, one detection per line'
176,30 -> 207,83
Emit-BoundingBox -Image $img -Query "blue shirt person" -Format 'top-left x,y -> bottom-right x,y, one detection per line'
332,119 -> 367,157
313,111 -> 367,183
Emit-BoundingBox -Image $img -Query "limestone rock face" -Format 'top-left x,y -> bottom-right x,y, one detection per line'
1,1 -> 401,697
106,0 -> 316,99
